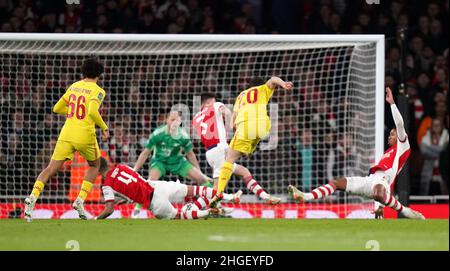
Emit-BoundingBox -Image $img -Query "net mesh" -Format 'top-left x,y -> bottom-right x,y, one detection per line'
0,37 -> 378,219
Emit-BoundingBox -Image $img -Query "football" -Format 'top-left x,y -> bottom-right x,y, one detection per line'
181,202 -> 199,213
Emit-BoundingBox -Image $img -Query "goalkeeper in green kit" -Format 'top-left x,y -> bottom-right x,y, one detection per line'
131,110 -> 239,218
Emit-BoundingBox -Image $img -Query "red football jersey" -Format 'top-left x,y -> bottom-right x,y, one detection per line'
102,164 -> 154,209
192,102 -> 228,149
370,137 -> 410,190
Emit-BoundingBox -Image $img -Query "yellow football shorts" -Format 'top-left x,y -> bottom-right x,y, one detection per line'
230,119 -> 271,155
51,140 -> 101,162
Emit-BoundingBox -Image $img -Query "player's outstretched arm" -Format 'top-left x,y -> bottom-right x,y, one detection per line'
133,148 -> 151,171
96,202 -> 115,219
386,87 -> 407,141
53,97 -> 69,115
266,76 -> 293,90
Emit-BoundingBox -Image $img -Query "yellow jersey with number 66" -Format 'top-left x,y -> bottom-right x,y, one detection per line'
58,80 -> 106,144
233,83 -> 274,125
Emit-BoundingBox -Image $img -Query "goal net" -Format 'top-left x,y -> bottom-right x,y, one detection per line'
0,34 -> 383,219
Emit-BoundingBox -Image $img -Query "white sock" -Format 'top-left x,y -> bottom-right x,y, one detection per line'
179,209 -> 210,219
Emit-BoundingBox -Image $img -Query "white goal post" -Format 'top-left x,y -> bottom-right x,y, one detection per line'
0,34 -> 384,219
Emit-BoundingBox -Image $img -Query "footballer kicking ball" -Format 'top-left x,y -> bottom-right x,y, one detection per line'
181,202 -> 199,212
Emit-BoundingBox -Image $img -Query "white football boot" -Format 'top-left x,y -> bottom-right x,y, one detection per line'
131,204 -> 142,219
24,195 -> 36,222
288,185 -> 305,203
232,190 -> 243,204
72,198 -> 87,220
265,195 -> 281,205
401,207 -> 426,220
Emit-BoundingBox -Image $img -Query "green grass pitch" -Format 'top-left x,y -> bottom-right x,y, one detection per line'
0,219 -> 448,251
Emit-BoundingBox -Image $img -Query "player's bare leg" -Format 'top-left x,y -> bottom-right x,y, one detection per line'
25,159 -> 66,222
372,184 -> 425,220
72,159 -> 100,220
288,178 -> 345,203
132,169 -> 161,218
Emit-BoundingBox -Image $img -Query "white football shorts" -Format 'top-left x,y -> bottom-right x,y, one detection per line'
205,143 -> 237,179
149,180 -> 187,219
345,171 -> 391,197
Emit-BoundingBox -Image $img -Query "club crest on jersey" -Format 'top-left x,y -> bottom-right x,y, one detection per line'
98,93 -> 103,101
382,149 -> 394,158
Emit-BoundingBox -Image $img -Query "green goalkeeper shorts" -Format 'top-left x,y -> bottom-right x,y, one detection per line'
150,158 -> 193,179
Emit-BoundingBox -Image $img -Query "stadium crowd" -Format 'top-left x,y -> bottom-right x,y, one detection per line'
0,0 -> 448,200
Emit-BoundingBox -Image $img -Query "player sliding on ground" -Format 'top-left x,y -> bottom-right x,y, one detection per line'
209,76 -> 294,208
288,87 -> 425,220
193,93 -> 273,203
24,58 -> 109,222
96,158 -> 240,219
131,110 -> 238,217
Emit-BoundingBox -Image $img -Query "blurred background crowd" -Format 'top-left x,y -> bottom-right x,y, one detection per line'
0,0 -> 448,200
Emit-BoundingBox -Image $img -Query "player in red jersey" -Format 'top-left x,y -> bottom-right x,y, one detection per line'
95,158 -> 239,219
288,87 -> 425,219
192,93 -> 280,204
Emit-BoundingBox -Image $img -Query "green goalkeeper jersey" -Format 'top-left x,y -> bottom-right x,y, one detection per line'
145,125 -> 193,165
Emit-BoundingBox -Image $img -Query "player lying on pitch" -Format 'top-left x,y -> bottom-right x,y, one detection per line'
96,157 -> 241,220
25,57 -> 109,222
209,76 -> 294,208
131,110 -> 237,217
192,93 -> 275,204
288,87 -> 425,219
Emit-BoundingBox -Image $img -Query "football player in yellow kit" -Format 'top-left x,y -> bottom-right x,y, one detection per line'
210,76 -> 293,207
24,57 -> 109,222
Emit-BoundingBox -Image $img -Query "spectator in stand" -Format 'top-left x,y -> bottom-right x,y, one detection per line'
419,47 -> 436,73
157,0 -> 189,19
138,11 -> 163,33
329,13 -> 342,34
38,12 -> 58,32
415,15 -> 430,39
434,54 -> 448,74
108,122 -> 130,165
432,69 -> 449,94
420,118 -> 449,195
406,83 -> 424,144
415,72 -> 434,115
409,36 -> 425,69
4,134 -> 26,196
58,5 -> 80,31
326,133 -> 358,182
417,99 -> 448,145
386,47 -> 401,79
